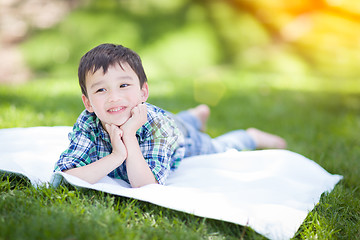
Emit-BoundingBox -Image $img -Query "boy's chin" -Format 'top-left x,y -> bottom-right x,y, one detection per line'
106,116 -> 130,126
110,119 -> 129,127
107,122 -> 124,128
101,120 -> 126,129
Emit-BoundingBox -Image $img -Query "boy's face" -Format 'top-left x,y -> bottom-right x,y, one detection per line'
82,62 -> 149,128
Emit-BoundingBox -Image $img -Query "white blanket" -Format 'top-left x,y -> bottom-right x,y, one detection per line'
0,126 -> 342,240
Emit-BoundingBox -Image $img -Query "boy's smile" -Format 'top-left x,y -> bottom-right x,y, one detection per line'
82,62 -> 149,128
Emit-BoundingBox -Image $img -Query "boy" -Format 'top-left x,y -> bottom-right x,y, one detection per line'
54,43 -> 286,188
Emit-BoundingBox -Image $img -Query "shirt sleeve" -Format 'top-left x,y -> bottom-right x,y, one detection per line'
54,130 -> 98,172
139,114 -> 184,185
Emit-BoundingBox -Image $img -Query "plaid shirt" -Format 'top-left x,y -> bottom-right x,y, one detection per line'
54,103 -> 185,185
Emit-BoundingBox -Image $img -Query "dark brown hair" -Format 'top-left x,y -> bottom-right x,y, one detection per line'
78,43 -> 147,97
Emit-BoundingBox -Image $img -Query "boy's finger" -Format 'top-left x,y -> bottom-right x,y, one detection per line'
140,104 -> 147,114
131,106 -> 140,117
105,124 -> 121,140
111,124 -> 121,134
104,123 -> 111,133
119,128 -> 123,138
138,103 -> 144,110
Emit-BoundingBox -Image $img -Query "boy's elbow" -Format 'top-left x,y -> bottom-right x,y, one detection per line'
86,178 -> 99,185
63,168 -> 100,185
131,179 -> 158,188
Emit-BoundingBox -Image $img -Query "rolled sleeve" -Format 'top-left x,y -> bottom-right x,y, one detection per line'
55,131 -> 97,172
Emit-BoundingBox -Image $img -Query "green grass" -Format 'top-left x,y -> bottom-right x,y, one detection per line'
1,72 -> 360,239
1,1 -> 360,239
0,174 -> 261,240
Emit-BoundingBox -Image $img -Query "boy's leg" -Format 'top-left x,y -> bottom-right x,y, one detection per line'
172,105 -> 286,158
212,128 -> 287,152
187,104 -> 210,132
179,126 -> 286,158
175,111 -> 255,156
211,130 -> 257,152
171,106 -> 217,157
176,104 -> 209,132
246,128 -> 287,149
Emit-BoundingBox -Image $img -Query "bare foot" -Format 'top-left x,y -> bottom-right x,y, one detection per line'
246,128 -> 287,149
188,104 -> 210,132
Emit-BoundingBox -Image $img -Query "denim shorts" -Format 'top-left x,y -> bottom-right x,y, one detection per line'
170,110 -> 256,158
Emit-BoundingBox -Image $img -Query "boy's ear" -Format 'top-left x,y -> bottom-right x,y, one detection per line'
140,82 -> 149,102
82,94 -> 94,112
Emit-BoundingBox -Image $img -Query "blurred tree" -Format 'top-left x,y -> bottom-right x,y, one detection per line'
0,0 -> 80,83
12,0 -> 360,82
194,0 -> 360,78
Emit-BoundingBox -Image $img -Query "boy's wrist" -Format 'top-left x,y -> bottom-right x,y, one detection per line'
120,125 -> 139,137
122,131 -> 138,143
110,151 -> 126,164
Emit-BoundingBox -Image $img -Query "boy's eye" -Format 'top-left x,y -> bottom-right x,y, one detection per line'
120,84 -> 129,88
96,88 -> 106,93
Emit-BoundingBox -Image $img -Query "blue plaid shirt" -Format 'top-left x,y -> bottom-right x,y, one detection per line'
54,103 -> 185,185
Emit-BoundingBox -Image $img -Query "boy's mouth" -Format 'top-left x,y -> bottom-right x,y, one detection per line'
108,106 -> 126,113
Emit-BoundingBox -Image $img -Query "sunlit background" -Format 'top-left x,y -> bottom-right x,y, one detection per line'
1,0 -> 360,102
1,3 -> 360,238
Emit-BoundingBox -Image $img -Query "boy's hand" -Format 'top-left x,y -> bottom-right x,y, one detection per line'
105,124 -> 127,161
121,103 -> 147,136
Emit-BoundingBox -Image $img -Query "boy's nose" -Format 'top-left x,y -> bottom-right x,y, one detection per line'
108,90 -> 121,102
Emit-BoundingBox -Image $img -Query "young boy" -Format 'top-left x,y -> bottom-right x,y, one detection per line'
54,43 -> 286,188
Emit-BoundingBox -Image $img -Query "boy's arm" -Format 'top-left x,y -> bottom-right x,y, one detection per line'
63,152 -> 125,184
122,132 -> 158,187
64,126 -> 127,184
120,103 -> 158,188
